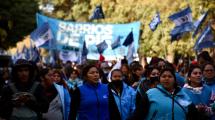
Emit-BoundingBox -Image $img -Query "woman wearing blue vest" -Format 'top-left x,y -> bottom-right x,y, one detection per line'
69,64 -> 109,120
108,69 -> 136,120
182,64 -> 214,119
138,67 -> 200,120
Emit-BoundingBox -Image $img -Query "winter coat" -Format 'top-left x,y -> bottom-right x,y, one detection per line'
54,83 -> 71,120
130,84 -> 203,120
182,84 -> 213,105
108,82 -> 136,120
0,81 -> 49,119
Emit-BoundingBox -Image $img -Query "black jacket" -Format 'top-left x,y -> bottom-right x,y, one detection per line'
0,81 -> 49,119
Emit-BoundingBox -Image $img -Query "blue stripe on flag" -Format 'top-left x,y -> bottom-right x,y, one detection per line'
169,7 -> 192,21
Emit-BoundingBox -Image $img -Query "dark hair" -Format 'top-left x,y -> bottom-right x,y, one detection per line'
159,67 -> 176,81
64,66 -> 73,79
202,62 -> 215,71
81,64 -> 98,80
120,64 -> 130,71
70,69 -> 79,76
197,51 -> 212,62
111,69 -> 122,79
159,67 -> 177,88
38,68 -> 50,79
11,59 -> 35,82
165,62 -> 176,72
121,56 -> 128,64
144,65 -> 160,78
120,64 -> 130,76
52,69 -> 64,80
129,61 -> 140,69
98,68 -> 109,84
53,69 -> 70,91
187,64 -> 201,77
131,63 -> 143,73
149,57 -> 160,65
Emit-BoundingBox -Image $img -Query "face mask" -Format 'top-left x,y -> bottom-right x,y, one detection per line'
111,80 -> 123,87
150,76 -> 159,83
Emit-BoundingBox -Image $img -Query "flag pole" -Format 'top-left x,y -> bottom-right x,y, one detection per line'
113,49 -> 118,61
29,38 -> 33,60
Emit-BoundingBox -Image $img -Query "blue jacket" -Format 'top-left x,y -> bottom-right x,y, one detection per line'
145,84 -> 192,120
110,82 -> 136,120
175,72 -> 185,87
203,77 -> 215,92
77,82 -> 109,120
54,84 -> 71,120
182,84 -> 212,105
67,78 -> 83,90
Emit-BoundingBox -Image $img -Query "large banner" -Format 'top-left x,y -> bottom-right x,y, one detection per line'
36,13 -> 141,60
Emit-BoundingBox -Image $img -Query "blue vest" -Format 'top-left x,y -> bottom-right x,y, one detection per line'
182,84 -> 212,105
78,83 -> 110,120
146,85 -> 192,120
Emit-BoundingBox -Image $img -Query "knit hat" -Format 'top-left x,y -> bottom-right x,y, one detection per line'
14,59 -> 32,68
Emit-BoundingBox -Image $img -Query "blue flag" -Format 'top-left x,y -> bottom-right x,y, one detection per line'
149,12 -> 161,31
30,22 -> 53,48
89,5 -> 105,20
21,45 -> 30,60
194,25 -> 215,50
13,49 -> 22,63
79,40 -> 88,64
111,36 -> 121,49
25,48 -> 31,60
22,45 -> 27,53
127,42 -> 135,64
192,11 -> 208,38
96,40 -> 108,54
169,7 -> 195,41
59,50 -> 78,62
82,40 -> 88,56
49,50 -> 58,66
123,31 -> 134,46
31,46 -> 40,63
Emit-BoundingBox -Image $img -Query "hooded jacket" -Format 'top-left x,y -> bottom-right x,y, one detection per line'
133,84 -> 201,120
108,82 -> 136,120
0,59 -> 49,119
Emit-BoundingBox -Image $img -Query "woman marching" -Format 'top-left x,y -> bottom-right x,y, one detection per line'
69,64 -> 110,120
182,64 -> 215,119
108,69 -> 136,120
39,68 -> 71,120
137,67 -> 200,120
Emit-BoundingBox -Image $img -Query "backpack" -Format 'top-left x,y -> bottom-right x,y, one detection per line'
9,82 -> 39,120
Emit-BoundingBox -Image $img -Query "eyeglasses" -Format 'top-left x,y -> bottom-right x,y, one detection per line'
204,69 -> 214,72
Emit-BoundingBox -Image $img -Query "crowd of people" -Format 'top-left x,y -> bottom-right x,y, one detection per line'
0,50 -> 215,120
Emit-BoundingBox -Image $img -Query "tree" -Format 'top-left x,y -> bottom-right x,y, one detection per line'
0,0 -> 38,49
2,0 -> 215,59
38,0 -> 215,59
